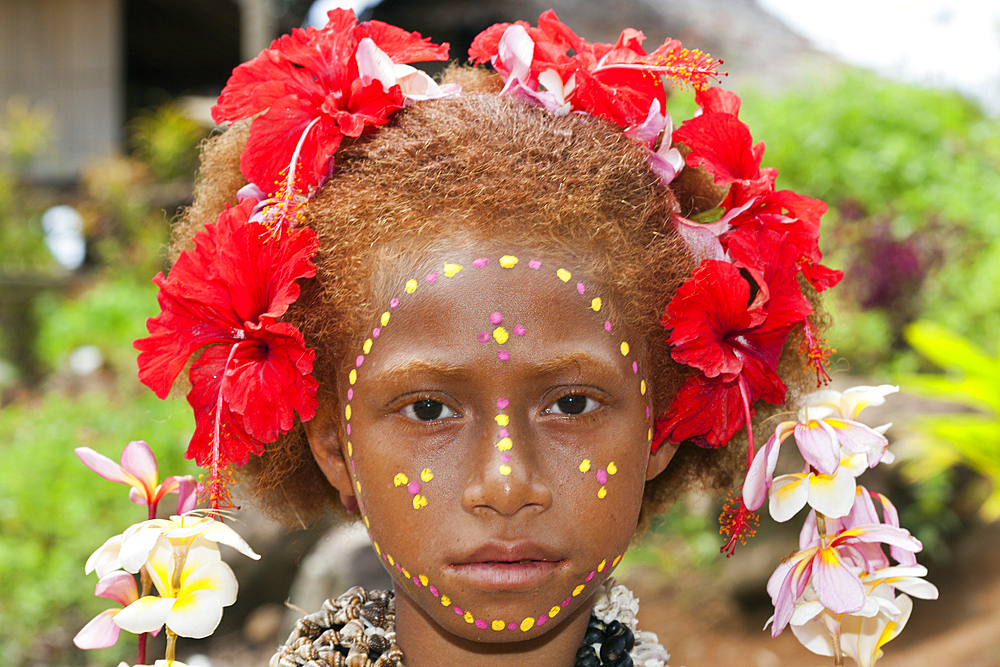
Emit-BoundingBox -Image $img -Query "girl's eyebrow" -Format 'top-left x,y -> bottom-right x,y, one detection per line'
371,359 -> 467,385
372,352 -> 620,385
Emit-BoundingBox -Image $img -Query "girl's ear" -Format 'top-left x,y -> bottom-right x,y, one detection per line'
303,406 -> 359,513
645,439 -> 680,481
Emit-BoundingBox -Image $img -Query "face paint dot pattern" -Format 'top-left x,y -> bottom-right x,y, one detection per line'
343,256 -> 649,633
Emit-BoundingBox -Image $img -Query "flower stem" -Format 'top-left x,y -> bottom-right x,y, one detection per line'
166,628 -> 178,663
137,568 -> 153,665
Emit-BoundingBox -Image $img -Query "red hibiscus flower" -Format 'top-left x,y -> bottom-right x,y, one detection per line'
135,199 -> 319,505
470,9 -> 721,128
212,8 -> 449,196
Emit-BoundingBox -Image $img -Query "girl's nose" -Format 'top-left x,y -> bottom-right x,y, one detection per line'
461,410 -> 552,517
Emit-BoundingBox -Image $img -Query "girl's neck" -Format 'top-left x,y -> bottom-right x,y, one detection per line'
393,585 -> 593,667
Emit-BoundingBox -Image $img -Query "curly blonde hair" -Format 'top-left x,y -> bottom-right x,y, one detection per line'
174,67 -> 812,532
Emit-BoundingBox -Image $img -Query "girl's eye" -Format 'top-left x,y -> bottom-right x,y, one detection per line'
545,394 -> 599,416
400,400 -> 457,421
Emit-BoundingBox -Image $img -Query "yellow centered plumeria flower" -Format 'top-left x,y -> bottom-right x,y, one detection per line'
114,535 -> 239,639
117,514 -> 259,575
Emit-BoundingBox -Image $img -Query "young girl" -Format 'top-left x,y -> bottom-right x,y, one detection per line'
131,8 -> 927,667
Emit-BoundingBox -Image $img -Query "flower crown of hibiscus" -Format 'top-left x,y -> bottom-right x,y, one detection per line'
133,8 -> 841,513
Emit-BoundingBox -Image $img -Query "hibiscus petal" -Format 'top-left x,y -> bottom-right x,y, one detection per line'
166,589 -> 224,639
114,595 -> 175,635
768,474 -> 810,522
73,608 -> 122,649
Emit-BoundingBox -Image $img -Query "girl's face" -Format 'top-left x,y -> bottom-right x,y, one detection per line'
307,247 -> 677,647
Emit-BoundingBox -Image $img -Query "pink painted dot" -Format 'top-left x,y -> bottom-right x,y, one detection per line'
351,460 -> 356,472
529,259 -> 542,270
382,553 -> 388,561
496,398 -> 509,410
413,576 -> 421,587
577,282 -> 586,295
563,598 -> 571,607
407,480 -> 420,495
475,619 -> 488,630
396,563 -> 403,572
429,585 -> 439,598
390,298 -> 399,308
473,258 -> 490,268
646,406 -> 651,419
585,570 -> 596,582
508,622 -> 517,631
497,350 -> 510,361
426,272 -> 437,284
489,311 -> 503,325
454,606 -> 463,615
356,355 -> 365,367
346,424 -> 352,436
372,327 -> 380,338
347,388 -> 354,400
537,615 -> 548,626
498,428 -> 509,437
478,331 -> 489,343
632,361 -> 639,374
596,469 -> 608,485
500,453 -> 511,462
605,320 -> 613,333
514,324 -> 526,337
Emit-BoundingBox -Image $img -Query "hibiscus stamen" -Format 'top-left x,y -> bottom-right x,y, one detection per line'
259,117 -> 321,240
202,342 -> 242,512
719,489 -> 758,557
596,49 -> 725,91
797,316 -> 835,386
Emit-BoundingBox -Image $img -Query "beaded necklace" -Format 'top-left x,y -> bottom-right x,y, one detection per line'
270,582 -> 671,667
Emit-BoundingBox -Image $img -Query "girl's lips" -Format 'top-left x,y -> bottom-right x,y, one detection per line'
448,542 -> 566,590
448,560 -> 564,590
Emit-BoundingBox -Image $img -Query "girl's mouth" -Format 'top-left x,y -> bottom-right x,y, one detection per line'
449,543 -> 566,589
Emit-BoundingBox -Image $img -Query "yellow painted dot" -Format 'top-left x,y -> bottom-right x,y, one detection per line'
648,427 -> 653,441
374,542 -> 381,555
492,620 -> 506,631
556,268 -> 571,282
464,611 -> 475,624
607,462 -> 617,475
356,480 -> 361,492
349,369 -> 357,385
495,437 -> 512,451
598,486 -> 607,499
402,568 -> 411,579
620,341 -> 630,356
441,595 -> 451,606
573,584 -> 585,596
492,327 -> 509,344
420,468 -> 433,482
413,495 -> 427,509
348,442 -> 353,457
364,515 -> 370,528
387,554 -> 395,566
405,279 -> 417,293
345,404 -> 352,420
380,312 -> 390,326
598,559 -> 607,572
363,338 -> 373,354
495,414 -> 509,426
520,617 -> 535,632
640,380 -> 647,395
579,459 -> 591,473
591,297 -> 602,312
499,465 -> 512,476
499,255 -> 518,268
612,555 -> 623,567
549,606 -> 561,618
419,574 -> 429,586
394,473 -> 408,487
444,263 -> 463,277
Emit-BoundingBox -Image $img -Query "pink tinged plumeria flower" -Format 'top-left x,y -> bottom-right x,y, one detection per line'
624,99 -> 684,186
766,514 -> 923,636
118,515 -> 259,575
86,534 -> 123,578
114,537 -> 238,639
73,571 -> 141,649
75,441 -> 199,512
767,451 -> 869,522
804,384 -> 899,422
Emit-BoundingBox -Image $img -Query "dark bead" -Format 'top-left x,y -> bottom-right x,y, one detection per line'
576,645 -> 598,660
588,616 -> 605,630
612,653 -> 633,667
584,626 -> 606,645
622,627 -> 635,653
606,620 -> 624,637
600,633 -> 628,664
575,653 -> 601,667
